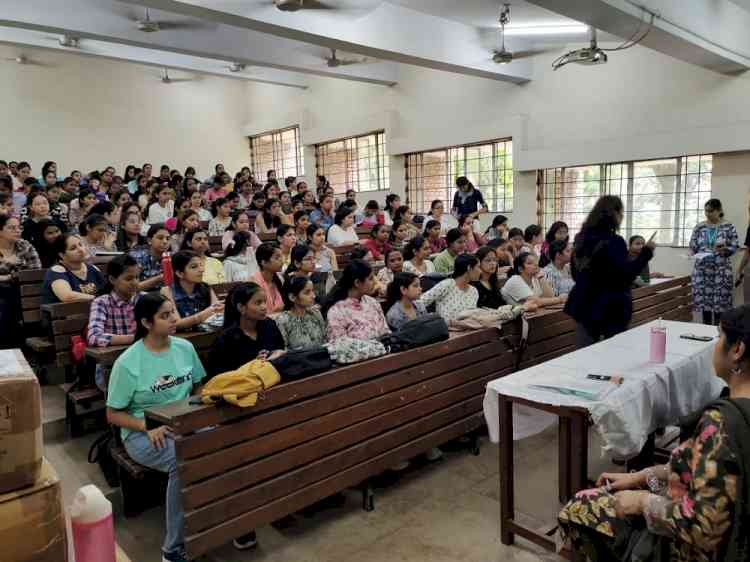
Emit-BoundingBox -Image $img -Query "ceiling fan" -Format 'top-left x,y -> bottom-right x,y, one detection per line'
272,0 -> 335,11
324,48 -> 359,67
133,7 -> 207,32
492,4 -> 564,64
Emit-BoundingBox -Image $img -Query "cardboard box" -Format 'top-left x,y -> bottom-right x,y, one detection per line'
0,349 -> 42,494
0,458 -> 67,562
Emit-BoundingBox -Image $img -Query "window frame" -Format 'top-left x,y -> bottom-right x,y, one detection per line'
538,154 -> 713,248
314,130 -> 389,194
248,125 -> 304,180
405,138 -> 513,214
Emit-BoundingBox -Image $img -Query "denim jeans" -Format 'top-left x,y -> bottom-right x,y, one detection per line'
124,431 -> 183,555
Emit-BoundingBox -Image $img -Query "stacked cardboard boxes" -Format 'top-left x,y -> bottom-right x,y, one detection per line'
0,349 -> 66,561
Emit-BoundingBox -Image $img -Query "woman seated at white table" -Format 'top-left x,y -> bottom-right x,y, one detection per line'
558,304 -> 750,562
501,252 -> 566,308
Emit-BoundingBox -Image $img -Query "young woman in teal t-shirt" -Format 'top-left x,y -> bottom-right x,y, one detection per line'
106,293 -> 206,562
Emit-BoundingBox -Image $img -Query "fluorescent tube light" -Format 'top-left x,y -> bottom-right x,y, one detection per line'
504,24 -> 589,36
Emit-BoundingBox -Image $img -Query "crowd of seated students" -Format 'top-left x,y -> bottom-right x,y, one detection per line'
0,158 -> 674,561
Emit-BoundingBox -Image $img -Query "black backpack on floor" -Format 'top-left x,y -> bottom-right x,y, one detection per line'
380,313 -> 449,353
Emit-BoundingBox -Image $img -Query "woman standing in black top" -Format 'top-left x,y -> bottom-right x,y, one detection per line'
565,196 -> 656,348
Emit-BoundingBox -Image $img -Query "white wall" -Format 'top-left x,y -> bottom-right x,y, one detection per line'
0,45 -> 250,179
244,42 -> 750,277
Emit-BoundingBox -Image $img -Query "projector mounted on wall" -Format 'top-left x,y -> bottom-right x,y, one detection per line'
552,28 -> 607,70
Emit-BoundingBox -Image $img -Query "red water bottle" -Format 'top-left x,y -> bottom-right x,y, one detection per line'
162,252 -> 174,285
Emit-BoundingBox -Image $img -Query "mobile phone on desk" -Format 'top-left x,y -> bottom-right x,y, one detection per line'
680,334 -> 714,342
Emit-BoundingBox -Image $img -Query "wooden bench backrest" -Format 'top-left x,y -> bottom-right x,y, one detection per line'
17,268 -> 47,324
41,300 -> 92,366
150,329 -> 512,557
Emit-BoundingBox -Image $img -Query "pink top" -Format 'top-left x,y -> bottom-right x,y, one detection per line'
204,187 -> 226,203
327,295 -> 390,342
362,238 -> 392,261
252,271 -> 284,313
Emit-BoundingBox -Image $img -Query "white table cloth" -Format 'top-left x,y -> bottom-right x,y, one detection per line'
483,320 -> 726,458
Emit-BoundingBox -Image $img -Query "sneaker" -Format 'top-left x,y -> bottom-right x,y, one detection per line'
162,549 -> 187,562
425,447 -> 443,461
233,531 -> 258,550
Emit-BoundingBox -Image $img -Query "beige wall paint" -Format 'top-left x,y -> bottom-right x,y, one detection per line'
244,44 -> 750,277
0,45 -> 250,179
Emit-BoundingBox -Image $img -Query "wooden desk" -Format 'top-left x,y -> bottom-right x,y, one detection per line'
488,276 -> 695,552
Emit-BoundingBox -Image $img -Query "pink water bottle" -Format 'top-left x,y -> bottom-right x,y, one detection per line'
650,320 -> 667,363
70,485 -> 116,562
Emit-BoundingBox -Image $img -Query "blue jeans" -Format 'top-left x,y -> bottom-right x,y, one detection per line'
124,431 -> 183,555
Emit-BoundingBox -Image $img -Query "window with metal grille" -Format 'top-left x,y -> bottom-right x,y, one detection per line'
539,155 -> 713,247
314,131 -> 389,194
405,139 -> 513,214
249,125 -> 304,181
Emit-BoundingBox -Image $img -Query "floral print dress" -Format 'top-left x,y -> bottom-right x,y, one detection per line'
558,407 -> 738,562
689,222 -> 738,314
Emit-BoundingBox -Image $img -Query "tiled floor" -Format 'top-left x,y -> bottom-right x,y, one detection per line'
47,419 -> 571,562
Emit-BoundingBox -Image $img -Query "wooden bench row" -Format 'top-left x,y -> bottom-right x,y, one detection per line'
142,275 -> 692,560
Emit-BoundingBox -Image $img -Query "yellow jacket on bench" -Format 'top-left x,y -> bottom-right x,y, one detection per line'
200,359 -> 280,408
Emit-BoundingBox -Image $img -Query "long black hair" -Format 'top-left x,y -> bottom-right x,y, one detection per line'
424,219 -> 441,237
225,231 -> 250,259
98,254 -> 138,296
171,249 -> 210,302
389,220 -> 406,243
282,275 -> 310,310
523,224 -> 542,244
705,198 -> 724,219
284,244 -> 312,280
385,194 -> 400,219
262,198 -> 281,230
580,195 -> 623,235
78,213 -> 108,237
334,205 -> 354,227
210,197 -> 227,219
180,228 -> 206,253
485,215 -> 508,235
403,235 -> 426,261
322,259 -> 372,317
475,246 -> 500,292
452,253 -> 479,279
510,251 -> 533,277
223,282 -> 264,329
256,242 -> 284,294
134,292 -> 169,341
384,271 -> 418,313
545,221 -> 568,245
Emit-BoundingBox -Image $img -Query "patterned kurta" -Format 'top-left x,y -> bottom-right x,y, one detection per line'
689,221 -> 738,313
558,407 -> 738,562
